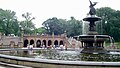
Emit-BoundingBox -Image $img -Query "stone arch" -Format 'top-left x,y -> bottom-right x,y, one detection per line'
36,40 -> 41,47
10,41 -> 15,47
54,40 -> 58,47
30,39 -> 34,45
24,39 -> 28,47
42,40 -> 46,47
60,40 -> 64,45
48,40 -> 52,46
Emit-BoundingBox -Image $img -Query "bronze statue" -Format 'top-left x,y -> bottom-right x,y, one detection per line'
89,0 -> 97,16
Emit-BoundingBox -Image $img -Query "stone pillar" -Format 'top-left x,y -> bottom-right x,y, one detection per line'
52,32 -> 54,46
0,32 -> 2,47
81,42 -> 83,48
0,32 -> 2,40
20,29 -> 24,48
34,31 -> 37,47
63,31 -> 67,49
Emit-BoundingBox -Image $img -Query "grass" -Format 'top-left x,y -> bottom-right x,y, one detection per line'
117,42 -> 120,49
105,43 -> 110,46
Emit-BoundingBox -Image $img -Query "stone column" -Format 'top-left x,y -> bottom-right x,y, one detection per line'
34,30 -> 37,47
52,32 -> 54,46
20,29 -> 24,48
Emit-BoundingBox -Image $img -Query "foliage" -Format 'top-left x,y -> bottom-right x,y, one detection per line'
66,17 -> 82,37
42,17 -> 82,37
96,7 -> 120,42
35,27 -> 47,35
20,12 -> 35,35
118,42 -> 120,49
42,17 -> 64,35
0,9 -> 19,36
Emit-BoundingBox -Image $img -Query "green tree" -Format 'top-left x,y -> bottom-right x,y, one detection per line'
96,7 -> 120,41
35,27 -> 47,35
67,17 -> 82,37
42,17 -> 82,37
58,19 -> 68,34
0,9 -> 19,36
42,17 -> 63,35
20,12 -> 35,35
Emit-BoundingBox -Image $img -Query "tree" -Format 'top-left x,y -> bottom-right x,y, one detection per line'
96,7 -> 120,41
0,9 -> 19,36
42,17 -> 63,35
20,12 -> 35,35
42,17 -> 82,37
35,27 -> 47,35
58,19 -> 68,34
66,17 -> 82,37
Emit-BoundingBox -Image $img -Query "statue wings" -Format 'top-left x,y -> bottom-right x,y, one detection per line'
89,0 -> 97,7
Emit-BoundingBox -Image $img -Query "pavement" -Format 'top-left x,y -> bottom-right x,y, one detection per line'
0,62 -> 32,68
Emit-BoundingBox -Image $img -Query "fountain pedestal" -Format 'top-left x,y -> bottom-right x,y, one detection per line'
78,35 -> 109,53
83,17 -> 101,35
78,15 -> 110,53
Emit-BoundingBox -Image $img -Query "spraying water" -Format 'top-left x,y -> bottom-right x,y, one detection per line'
82,21 -> 85,34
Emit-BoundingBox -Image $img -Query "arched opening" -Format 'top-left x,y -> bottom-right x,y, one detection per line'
54,40 -> 58,47
42,40 -> 46,47
30,39 -> 34,45
60,40 -> 64,45
36,40 -> 41,47
24,39 -> 28,47
48,40 -> 52,46
10,41 -> 15,47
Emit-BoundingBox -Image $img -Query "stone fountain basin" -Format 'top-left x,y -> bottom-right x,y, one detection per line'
76,35 -> 110,41
78,35 -> 110,38
83,17 -> 101,21
0,48 -> 120,68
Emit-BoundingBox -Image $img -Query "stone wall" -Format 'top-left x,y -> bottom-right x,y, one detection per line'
0,36 -> 21,48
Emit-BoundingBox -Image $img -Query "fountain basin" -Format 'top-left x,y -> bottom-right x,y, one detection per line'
0,48 -> 120,67
83,17 -> 101,22
77,35 -> 109,41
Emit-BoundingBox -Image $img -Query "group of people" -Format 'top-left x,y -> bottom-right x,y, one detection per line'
27,44 -> 65,50
45,44 -> 66,50
27,44 -> 33,50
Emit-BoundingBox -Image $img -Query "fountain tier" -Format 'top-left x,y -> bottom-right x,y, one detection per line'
75,0 -> 111,54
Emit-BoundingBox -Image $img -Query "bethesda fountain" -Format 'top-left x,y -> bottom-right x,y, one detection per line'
77,0 -> 110,54
0,0 -> 120,67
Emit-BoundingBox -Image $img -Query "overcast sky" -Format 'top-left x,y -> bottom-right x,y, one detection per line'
0,0 -> 120,28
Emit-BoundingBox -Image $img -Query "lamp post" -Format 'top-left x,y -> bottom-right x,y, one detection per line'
19,25 -> 24,47
19,25 -> 22,37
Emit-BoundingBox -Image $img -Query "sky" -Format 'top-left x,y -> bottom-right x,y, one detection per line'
0,0 -> 120,28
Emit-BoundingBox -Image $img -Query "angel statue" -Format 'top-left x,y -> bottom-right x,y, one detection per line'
89,0 -> 98,16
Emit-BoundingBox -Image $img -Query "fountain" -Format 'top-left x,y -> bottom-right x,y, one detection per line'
0,0 -> 120,68
77,0 -> 109,54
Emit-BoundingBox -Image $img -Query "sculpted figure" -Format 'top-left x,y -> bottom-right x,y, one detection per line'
89,0 -> 97,15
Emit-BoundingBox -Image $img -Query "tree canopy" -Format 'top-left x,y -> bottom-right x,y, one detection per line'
42,17 -> 63,35
0,9 -> 19,36
20,12 -> 35,35
42,17 -> 82,37
96,7 -> 120,41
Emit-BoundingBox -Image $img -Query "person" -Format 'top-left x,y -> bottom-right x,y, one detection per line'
53,45 -> 55,49
29,44 -> 33,50
27,44 -> 30,49
60,45 -> 63,50
42,44 -> 45,49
